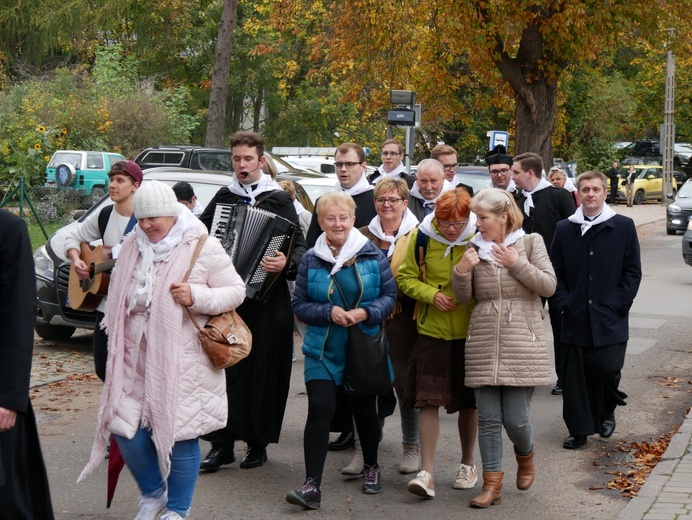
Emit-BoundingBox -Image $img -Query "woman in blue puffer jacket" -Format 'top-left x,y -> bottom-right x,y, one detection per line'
286,191 -> 396,510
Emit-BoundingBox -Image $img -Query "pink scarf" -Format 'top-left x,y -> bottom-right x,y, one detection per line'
78,226 -> 203,482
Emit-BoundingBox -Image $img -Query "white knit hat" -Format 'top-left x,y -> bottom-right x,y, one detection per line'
133,180 -> 180,219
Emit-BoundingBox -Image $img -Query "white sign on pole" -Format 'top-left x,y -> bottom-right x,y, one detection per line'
489,131 -> 509,150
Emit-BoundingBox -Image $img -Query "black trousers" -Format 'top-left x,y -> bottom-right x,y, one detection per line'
562,342 -> 628,437
93,311 -> 108,382
304,380 -> 380,486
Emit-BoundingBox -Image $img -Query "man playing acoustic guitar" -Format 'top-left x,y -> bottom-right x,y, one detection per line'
64,160 -> 142,381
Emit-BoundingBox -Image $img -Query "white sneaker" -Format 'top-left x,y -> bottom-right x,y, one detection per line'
407,470 -> 435,498
160,511 -> 186,520
453,463 -> 478,489
134,491 -> 167,520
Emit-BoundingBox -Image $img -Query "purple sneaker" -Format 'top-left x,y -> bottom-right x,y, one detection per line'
363,464 -> 381,494
286,478 -> 321,510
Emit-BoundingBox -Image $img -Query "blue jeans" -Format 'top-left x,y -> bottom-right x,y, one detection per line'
113,428 -> 201,516
474,386 -> 534,472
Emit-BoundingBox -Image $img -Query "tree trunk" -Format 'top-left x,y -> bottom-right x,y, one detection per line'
493,25 -> 557,169
252,84 -> 264,133
205,0 -> 239,148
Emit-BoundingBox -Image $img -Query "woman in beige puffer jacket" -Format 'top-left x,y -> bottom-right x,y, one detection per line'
451,188 -> 556,510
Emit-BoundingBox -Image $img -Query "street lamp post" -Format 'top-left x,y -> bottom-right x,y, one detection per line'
662,28 -> 675,204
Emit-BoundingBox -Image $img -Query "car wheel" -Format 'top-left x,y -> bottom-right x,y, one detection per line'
34,323 -> 76,341
666,226 -> 676,235
55,163 -> 76,187
634,190 -> 645,205
89,187 -> 107,206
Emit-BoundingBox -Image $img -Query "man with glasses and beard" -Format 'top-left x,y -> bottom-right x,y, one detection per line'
367,139 -> 415,188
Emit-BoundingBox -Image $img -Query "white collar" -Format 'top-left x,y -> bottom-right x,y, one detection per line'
568,205 -> 616,235
374,163 -> 407,182
313,228 -> 370,276
332,175 -> 374,197
227,174 -> 281,205
367,209 -> 419,257
522,178 -> 552,216
418,212 -> 477,257
410,179 -> 454,203
470,228 -> 526,266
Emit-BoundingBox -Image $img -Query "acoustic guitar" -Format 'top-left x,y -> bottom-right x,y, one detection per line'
67,243 -> 116,311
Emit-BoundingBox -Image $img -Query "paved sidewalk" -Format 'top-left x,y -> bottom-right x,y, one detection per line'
613,201 -> 692,519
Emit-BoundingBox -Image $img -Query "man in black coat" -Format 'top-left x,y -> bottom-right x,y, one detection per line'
607,162 -> 621,205
550,171 -> 641,449
513,152 -> 576,396
198,131 -> 307,471
0,210 -> 54,519
305,143 -> 377,247
366,139 -> 415,188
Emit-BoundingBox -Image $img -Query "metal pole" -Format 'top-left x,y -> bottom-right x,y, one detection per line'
662,28 -> 675,203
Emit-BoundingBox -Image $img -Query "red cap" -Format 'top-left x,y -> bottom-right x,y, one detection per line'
109,160 -> 143,184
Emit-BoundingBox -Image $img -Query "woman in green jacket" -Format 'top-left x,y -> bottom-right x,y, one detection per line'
397,186 -> 478,499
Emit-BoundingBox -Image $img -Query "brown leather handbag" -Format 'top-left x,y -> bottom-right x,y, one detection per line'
183,235 -> 252,369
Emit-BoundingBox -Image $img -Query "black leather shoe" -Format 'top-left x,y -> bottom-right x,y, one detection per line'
200,446 -> 235,472
551,384 -> 563,396
600,413 -> 616,438
240,446 -> 268,469
328,432 -> 354,451
563,435 -> 587,449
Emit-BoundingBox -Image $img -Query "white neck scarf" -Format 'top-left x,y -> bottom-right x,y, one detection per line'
563,178 -> 577,193
418,211 -> 477,257
374,163 -> 406,182
332,175 -> 374,197
367,209 -> 419,257
293,199 -> 306,215
313,228 -> 369,276
129,206 -> 199,313
470,228 -> 526,266
568,204 -> 617,236
522,178 -> 552,216
410,179 -> 454,204
227,173 -> 281,205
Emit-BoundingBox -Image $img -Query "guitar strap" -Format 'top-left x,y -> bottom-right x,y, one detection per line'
123,214 -> 137,238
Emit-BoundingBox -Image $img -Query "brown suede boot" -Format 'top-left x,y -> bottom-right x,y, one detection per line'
470,472 -> 503,508
515,448 -> 535,490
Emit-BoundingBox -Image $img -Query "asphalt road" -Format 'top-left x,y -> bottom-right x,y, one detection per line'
32,215 -> 692,520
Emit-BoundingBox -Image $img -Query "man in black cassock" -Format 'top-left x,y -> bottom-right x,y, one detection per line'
0,209 -> 54,519
198,131 -> 307,471
512,152 -> 576,396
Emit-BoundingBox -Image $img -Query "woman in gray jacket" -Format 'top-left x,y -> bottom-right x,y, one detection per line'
451,188 -> 556,509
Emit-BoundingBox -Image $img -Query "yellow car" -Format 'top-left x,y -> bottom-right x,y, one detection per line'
617,165 -> 678,205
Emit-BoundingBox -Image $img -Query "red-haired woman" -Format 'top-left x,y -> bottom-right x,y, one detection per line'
397,186 -> 478,499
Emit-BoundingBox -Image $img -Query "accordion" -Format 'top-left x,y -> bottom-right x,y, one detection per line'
210,203 -> 299,303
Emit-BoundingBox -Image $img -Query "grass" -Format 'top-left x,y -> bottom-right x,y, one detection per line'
27,221 -> 64,252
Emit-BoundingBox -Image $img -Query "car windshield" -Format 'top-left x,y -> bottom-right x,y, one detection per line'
49,152 -> 82,168
677,181 -> 692,198
454,170 -> 490,194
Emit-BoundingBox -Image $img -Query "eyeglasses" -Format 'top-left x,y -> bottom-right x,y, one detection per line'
375,197 -> 404,206
489,168 -> 510,176
381,151 -> 401,157
441,163 -> 458,171
335,161 -> 361,169
437,220 -> 468,230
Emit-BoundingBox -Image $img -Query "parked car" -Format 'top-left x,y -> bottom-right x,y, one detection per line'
45,150 -> 126,206
674,143 -> 692,164
134,145 -> 233,172
33,168 -> 315,340
616,165 -> 678,205
621,140 -> 684,167
284,156 -> 336,175
683,219 -> 692,266
454,165 -> 490,194
666,180 -> 692,235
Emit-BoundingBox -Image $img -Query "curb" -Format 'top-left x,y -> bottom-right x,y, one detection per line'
616,412 -> 692,520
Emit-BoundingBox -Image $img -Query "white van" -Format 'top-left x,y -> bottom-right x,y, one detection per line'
284,156 -> 336,176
